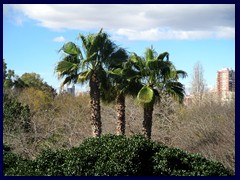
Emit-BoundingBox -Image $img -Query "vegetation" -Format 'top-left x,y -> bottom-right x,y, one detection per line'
4,135 -> 233,176
3,92 -> 235,174
102,52 -> 141,135
19,72 -> 57,97
3,93 -> 31,133
128,47 -> 187,139
56,29 -> 128,137
3,59 -> 17,89
3,59 -> 56,97
190,61 -> 207,103
3,29 -> 235,175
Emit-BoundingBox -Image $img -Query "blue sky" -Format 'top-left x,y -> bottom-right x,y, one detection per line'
3,4 -> 235,94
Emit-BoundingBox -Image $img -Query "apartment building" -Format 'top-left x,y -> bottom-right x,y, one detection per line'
216,68 -> 235,100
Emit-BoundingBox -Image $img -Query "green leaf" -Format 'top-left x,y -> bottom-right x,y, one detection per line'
157,52 -> 169,61
145,47 -> 155,61
62,42 -> 80,55
108,68 -> 122,76
129,53 -> 141,64
176,70 -> 188,79
56,61 -> 76,74
122,68 -> 138,78
146,59 -> 159,70
77,70 -> 92,83
82,52 -> 97,66
137,86 -> 154,104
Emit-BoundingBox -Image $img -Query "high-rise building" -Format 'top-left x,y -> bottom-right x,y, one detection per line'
67,85 -> 75,96
216,68 -> 235,99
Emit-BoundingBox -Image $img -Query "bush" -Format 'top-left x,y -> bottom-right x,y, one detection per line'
34,149 -> 68,176
3,144 -> 34,176
62,134 -> 157,176
3,135 -> 234,176
152,147 -> 233,176
3,93 -> 31,132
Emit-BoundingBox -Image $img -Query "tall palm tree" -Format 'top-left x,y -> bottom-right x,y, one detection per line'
128,46 -> 187,139
103,62 -> 142,135
55,29 -> 127,137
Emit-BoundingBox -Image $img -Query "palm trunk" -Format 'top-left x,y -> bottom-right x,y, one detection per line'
90,71 -> 101,138
116,93 -> 125,135
142,104 -> 154,139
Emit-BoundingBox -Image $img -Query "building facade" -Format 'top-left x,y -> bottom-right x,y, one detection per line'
67,85 -> 75,96
216,68 -> 235,100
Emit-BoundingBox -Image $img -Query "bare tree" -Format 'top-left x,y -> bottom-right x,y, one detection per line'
190,61 -> 207,103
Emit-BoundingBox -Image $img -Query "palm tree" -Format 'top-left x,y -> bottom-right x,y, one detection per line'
103,61 -> 142,135
128,46 -> 187,139
55,29 -> 127,137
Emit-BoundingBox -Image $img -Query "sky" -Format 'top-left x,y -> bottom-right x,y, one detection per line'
3,4 -> 235,94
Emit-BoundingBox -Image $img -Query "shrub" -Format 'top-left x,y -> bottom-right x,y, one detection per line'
3,144 -> 11,152
62,134 -> 157,176
3,144 -> 34,176
34,149 -> 68,176
3,93 -> 31,132
3,135 -> 234,176
152,147 -> 234,176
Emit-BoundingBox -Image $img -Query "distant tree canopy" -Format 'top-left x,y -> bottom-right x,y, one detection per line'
3,60 -> 57,113
19,73 -> 57,98
3,59 -> 16,89
18,87 -> 53,112
190,61 -> 207,102
20,73 -> 43,88
190,61 -> 206,95
3,59 -> 57,97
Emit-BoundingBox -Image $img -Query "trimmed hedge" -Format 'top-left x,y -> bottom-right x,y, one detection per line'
3,135 -> 234,176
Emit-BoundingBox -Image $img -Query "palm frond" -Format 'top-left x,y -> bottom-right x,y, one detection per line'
82,52 -> 97,67
77,34 -> 89,56
77,70 -> 92,84
137,85 -> 154,104
165,81 -> 185,103
60,75 -> 77,90
176,70 -> 188,79
108,48 -> 128,69
157,52 -> 169,61
129,53 -> 145,71
108,68 -> 123,76
145,47 -> 156,62
55,60 -> 77,77
59,42 -> 81,56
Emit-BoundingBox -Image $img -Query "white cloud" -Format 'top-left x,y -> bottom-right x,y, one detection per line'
215,26 -> 235,39
115,27 -> 235,41
53,36 -> 66,42
3,4 -> 235,40
3,4 -> 27,25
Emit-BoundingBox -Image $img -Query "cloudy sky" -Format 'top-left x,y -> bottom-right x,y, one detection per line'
3,4 -> 235,93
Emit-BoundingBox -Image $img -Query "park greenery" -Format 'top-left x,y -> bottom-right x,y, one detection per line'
4,135 -> 233,176
3,29 -> 235,176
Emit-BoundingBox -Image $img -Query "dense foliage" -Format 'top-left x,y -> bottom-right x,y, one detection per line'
4,135 -> 233,176
3,29 -> 235,175
3,93 -> 31,132
3,144 -> 34,176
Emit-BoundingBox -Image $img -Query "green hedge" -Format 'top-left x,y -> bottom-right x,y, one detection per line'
3,144 -> 34,176
152,146 -> 232,176
3,135 -> 234,176
62,135 -> 157,176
